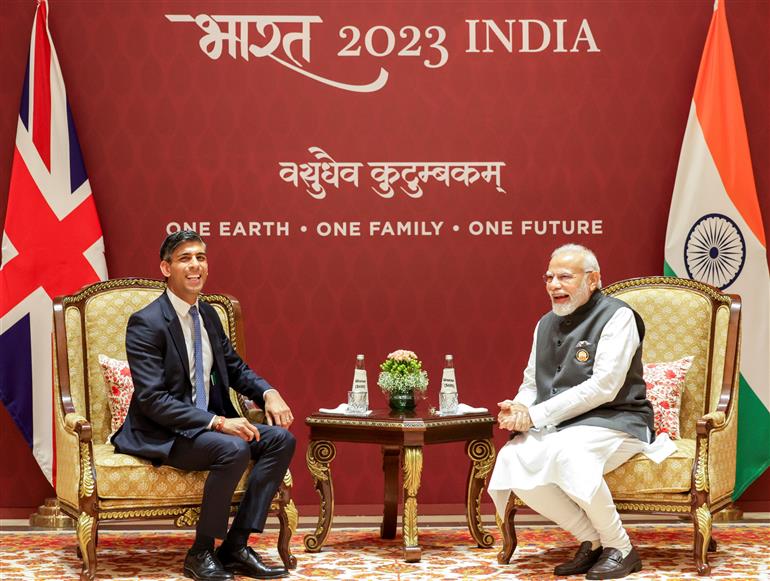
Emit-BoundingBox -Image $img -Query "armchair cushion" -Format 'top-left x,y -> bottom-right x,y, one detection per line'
605,438 -> 696,495
98,354 -> 134,442
93,443 -> 250,501
643,356 -> 693,439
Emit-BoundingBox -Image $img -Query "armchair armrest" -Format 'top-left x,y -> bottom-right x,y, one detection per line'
57,412 -> 97,509
229,390 -> 267,424
694,408 -> 738,504
243,399 -> 267,424
696,411 -> 726,436
64,412 -> 93,441
711,298 -> 741,419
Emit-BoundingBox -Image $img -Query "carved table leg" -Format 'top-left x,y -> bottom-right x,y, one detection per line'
402,446 -> 423,562
381,446 -> 400,539
303,440 -> 336,552
465,439 -> 496,548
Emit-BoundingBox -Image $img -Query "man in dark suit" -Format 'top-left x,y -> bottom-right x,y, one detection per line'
113,230 -> 295,580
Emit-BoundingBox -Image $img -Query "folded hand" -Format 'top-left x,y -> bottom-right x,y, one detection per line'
497,401 -> 533,432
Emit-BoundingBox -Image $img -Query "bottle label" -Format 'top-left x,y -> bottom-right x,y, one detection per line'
441,368 -> 456,393
352,368 -> 368,392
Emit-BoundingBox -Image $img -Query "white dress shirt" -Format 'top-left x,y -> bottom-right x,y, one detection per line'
166,289 -> 214,408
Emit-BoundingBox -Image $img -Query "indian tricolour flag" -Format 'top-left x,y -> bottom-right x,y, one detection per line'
664,0 -> 770,499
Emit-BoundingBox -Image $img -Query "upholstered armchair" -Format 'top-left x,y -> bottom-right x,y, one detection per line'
497,276 -> 741,576
52,278 -> 298,580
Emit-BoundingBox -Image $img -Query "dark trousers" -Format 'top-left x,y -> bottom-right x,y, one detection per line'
166,424 -> 296,538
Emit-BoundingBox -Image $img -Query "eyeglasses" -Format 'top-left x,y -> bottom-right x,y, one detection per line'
542,270 -> 594,284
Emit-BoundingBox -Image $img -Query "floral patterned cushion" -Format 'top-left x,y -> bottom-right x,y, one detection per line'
98,354 -> 134,442
643,356 -> 693,440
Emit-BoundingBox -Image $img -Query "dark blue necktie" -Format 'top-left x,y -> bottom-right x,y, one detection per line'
189,305 -> 207,410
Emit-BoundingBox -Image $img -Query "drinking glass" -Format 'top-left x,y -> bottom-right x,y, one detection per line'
347,390 -> 368,414
439,391 -> 459,415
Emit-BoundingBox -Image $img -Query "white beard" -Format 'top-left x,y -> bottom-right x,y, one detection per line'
551,278 -> 592,316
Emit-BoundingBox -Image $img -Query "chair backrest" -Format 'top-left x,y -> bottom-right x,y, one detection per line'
604,276 -> 739,440
53,278 -> 244,444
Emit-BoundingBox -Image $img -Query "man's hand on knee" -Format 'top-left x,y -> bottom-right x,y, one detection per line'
221,417 -> 261,442
264,390 -> 294,428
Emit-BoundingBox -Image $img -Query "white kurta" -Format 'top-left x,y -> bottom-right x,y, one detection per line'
488,307 -> 673,517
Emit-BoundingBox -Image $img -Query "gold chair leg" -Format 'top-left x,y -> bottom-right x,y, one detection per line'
497,494 -> 518,565
277,495 -> 298,569
693,504 -> 713,575
76,512 -> 98,581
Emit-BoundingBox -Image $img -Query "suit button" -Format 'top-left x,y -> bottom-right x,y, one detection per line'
551,388 -> 557,395
557,365 -> 562,372
556,340 -> 562,346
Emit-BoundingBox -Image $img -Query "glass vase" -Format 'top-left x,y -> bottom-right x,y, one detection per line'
388,391 -> 416,411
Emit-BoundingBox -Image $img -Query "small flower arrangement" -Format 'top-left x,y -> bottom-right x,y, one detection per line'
377,349 -> 429,395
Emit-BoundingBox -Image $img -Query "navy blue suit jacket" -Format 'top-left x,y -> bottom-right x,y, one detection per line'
112,292 -> 272,464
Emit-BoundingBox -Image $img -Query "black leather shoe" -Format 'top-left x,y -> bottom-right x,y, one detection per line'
585,547 -> 642,579
554,541 -> 603,575
216,544 -> 289,579
183,549 -> 234,581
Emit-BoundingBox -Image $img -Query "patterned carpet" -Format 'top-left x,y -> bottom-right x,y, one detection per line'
0,524 -> 768,580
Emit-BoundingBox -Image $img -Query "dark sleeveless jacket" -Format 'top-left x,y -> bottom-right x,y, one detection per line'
534,290 -> 654,443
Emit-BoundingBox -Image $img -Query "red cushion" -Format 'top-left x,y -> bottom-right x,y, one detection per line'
643,356 -> 693,440
98,354 -> 134,442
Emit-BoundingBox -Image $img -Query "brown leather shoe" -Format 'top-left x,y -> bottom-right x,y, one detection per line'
554,541 -> 603,575
585,547 -> 642,579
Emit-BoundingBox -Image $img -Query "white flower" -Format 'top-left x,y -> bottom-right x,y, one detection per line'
377,369 -> 429,394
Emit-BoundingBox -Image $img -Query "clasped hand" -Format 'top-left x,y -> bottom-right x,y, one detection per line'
497,399 -> 533,432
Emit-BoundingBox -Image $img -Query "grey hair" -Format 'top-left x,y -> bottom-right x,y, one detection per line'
551,244 -> 602,287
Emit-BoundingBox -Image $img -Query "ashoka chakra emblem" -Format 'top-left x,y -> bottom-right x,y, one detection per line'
684,213 -> 746,290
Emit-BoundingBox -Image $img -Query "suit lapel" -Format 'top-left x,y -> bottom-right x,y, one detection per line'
159,293 -> 191,384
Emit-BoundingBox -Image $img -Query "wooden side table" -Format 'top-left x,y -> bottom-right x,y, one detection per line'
303,409 -> 497,562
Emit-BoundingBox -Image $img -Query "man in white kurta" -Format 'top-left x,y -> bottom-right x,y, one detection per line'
488,244 -> 668,580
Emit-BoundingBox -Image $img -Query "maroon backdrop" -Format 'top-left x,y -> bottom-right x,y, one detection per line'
1,0 -> 768,514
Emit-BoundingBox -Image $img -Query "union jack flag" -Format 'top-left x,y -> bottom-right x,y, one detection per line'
0,0 -> 107,484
